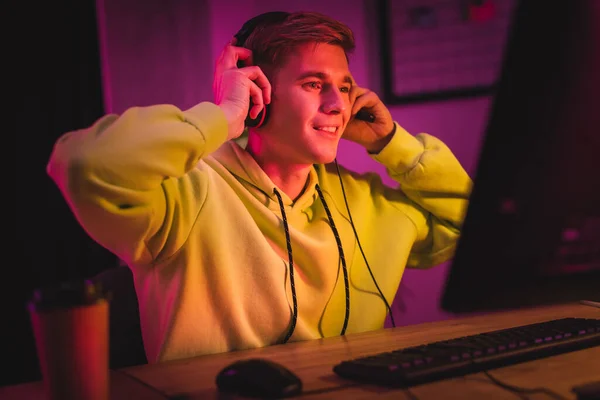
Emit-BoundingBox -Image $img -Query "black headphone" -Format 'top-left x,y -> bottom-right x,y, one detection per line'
234,12 -> 289,128
233,11 -> 375,128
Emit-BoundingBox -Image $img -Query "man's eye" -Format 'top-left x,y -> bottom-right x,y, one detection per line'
340,86 -> 350,94
304,81 -> 322,90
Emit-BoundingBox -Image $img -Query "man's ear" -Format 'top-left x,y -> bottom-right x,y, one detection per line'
245,102 -> 269,128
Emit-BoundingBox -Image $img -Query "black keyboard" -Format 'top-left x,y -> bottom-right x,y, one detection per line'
333,317 -> 600,387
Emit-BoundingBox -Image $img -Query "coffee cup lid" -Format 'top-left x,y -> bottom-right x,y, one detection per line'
28,280 -> 105,312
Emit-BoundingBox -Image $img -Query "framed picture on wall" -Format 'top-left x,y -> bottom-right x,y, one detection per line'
377,0 -> 518,104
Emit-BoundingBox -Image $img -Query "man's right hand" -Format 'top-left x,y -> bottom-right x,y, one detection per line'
213,39 -> 272,140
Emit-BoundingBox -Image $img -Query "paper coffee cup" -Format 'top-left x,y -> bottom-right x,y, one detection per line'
29,280 -> 109,400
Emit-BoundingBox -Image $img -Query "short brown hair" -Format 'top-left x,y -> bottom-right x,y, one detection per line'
243,12 -> 355,78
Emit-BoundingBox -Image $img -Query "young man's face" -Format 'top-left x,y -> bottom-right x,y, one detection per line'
258,42 -> 353,165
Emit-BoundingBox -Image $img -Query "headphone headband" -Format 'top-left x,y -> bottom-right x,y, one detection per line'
234,11 -> 290,47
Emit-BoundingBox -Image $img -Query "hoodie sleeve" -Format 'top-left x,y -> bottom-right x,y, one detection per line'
371,123 -> 473,268
46,102 -> 229,266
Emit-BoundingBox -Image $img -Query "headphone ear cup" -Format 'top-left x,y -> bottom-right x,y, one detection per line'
233,12 -> 287,129
234,52 -> 267,127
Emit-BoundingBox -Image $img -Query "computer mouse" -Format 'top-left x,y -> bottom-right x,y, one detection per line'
572,379 -> 600,400
215,358 -> 302,398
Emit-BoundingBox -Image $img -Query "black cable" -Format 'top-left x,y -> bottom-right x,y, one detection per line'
297,383 -> 420,399
403,387 -> 420,400
112,368 -> 171,399
333,159 -> 396,327
482,369 -> 569,400
296,382 -> 362,397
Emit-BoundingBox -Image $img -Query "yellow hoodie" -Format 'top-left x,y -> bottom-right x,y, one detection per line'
47,102 -> 472,363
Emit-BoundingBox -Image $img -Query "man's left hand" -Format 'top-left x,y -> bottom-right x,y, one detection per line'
342,85 -> 395,153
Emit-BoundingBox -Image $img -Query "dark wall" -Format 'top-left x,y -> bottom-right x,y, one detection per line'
7,0 -> 117,386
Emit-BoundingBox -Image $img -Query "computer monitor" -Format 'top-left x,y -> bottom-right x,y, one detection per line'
441,0 -> 600,313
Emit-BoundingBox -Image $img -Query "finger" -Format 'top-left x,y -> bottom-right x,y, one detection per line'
351,90 -> 377,116
216,45 -> 254,72
247,81 -> 264,120
215,40 -> 235,69
241,66 -> 272,104
349,84 -> 367,104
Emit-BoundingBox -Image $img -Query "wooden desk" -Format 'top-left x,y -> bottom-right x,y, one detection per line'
2,302 -> 599,399
0,369 -> 166,400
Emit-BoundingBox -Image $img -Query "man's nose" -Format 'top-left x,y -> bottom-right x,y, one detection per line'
321,88 -> 347,114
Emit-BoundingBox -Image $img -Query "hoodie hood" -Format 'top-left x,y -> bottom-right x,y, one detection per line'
207,140 -> 320,213
208,140 -> 353,345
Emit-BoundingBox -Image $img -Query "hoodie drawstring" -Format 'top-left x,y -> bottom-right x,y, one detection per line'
273,184 -> 350,344
272,187 -> 298,344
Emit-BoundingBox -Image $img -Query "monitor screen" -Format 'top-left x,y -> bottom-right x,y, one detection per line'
441,0 -> 600,313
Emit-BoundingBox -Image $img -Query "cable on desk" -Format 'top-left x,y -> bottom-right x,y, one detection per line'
295,382 -> 363,397
482,370 -> 569,400
115,368 -> 418,399
402,387 -> 420,400
112,368 -> 172,399
297,382 -> 419,399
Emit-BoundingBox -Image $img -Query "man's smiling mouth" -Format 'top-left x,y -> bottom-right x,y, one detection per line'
313,126 -> 339,134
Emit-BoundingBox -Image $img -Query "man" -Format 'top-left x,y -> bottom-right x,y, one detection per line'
47,11 -> 472,364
